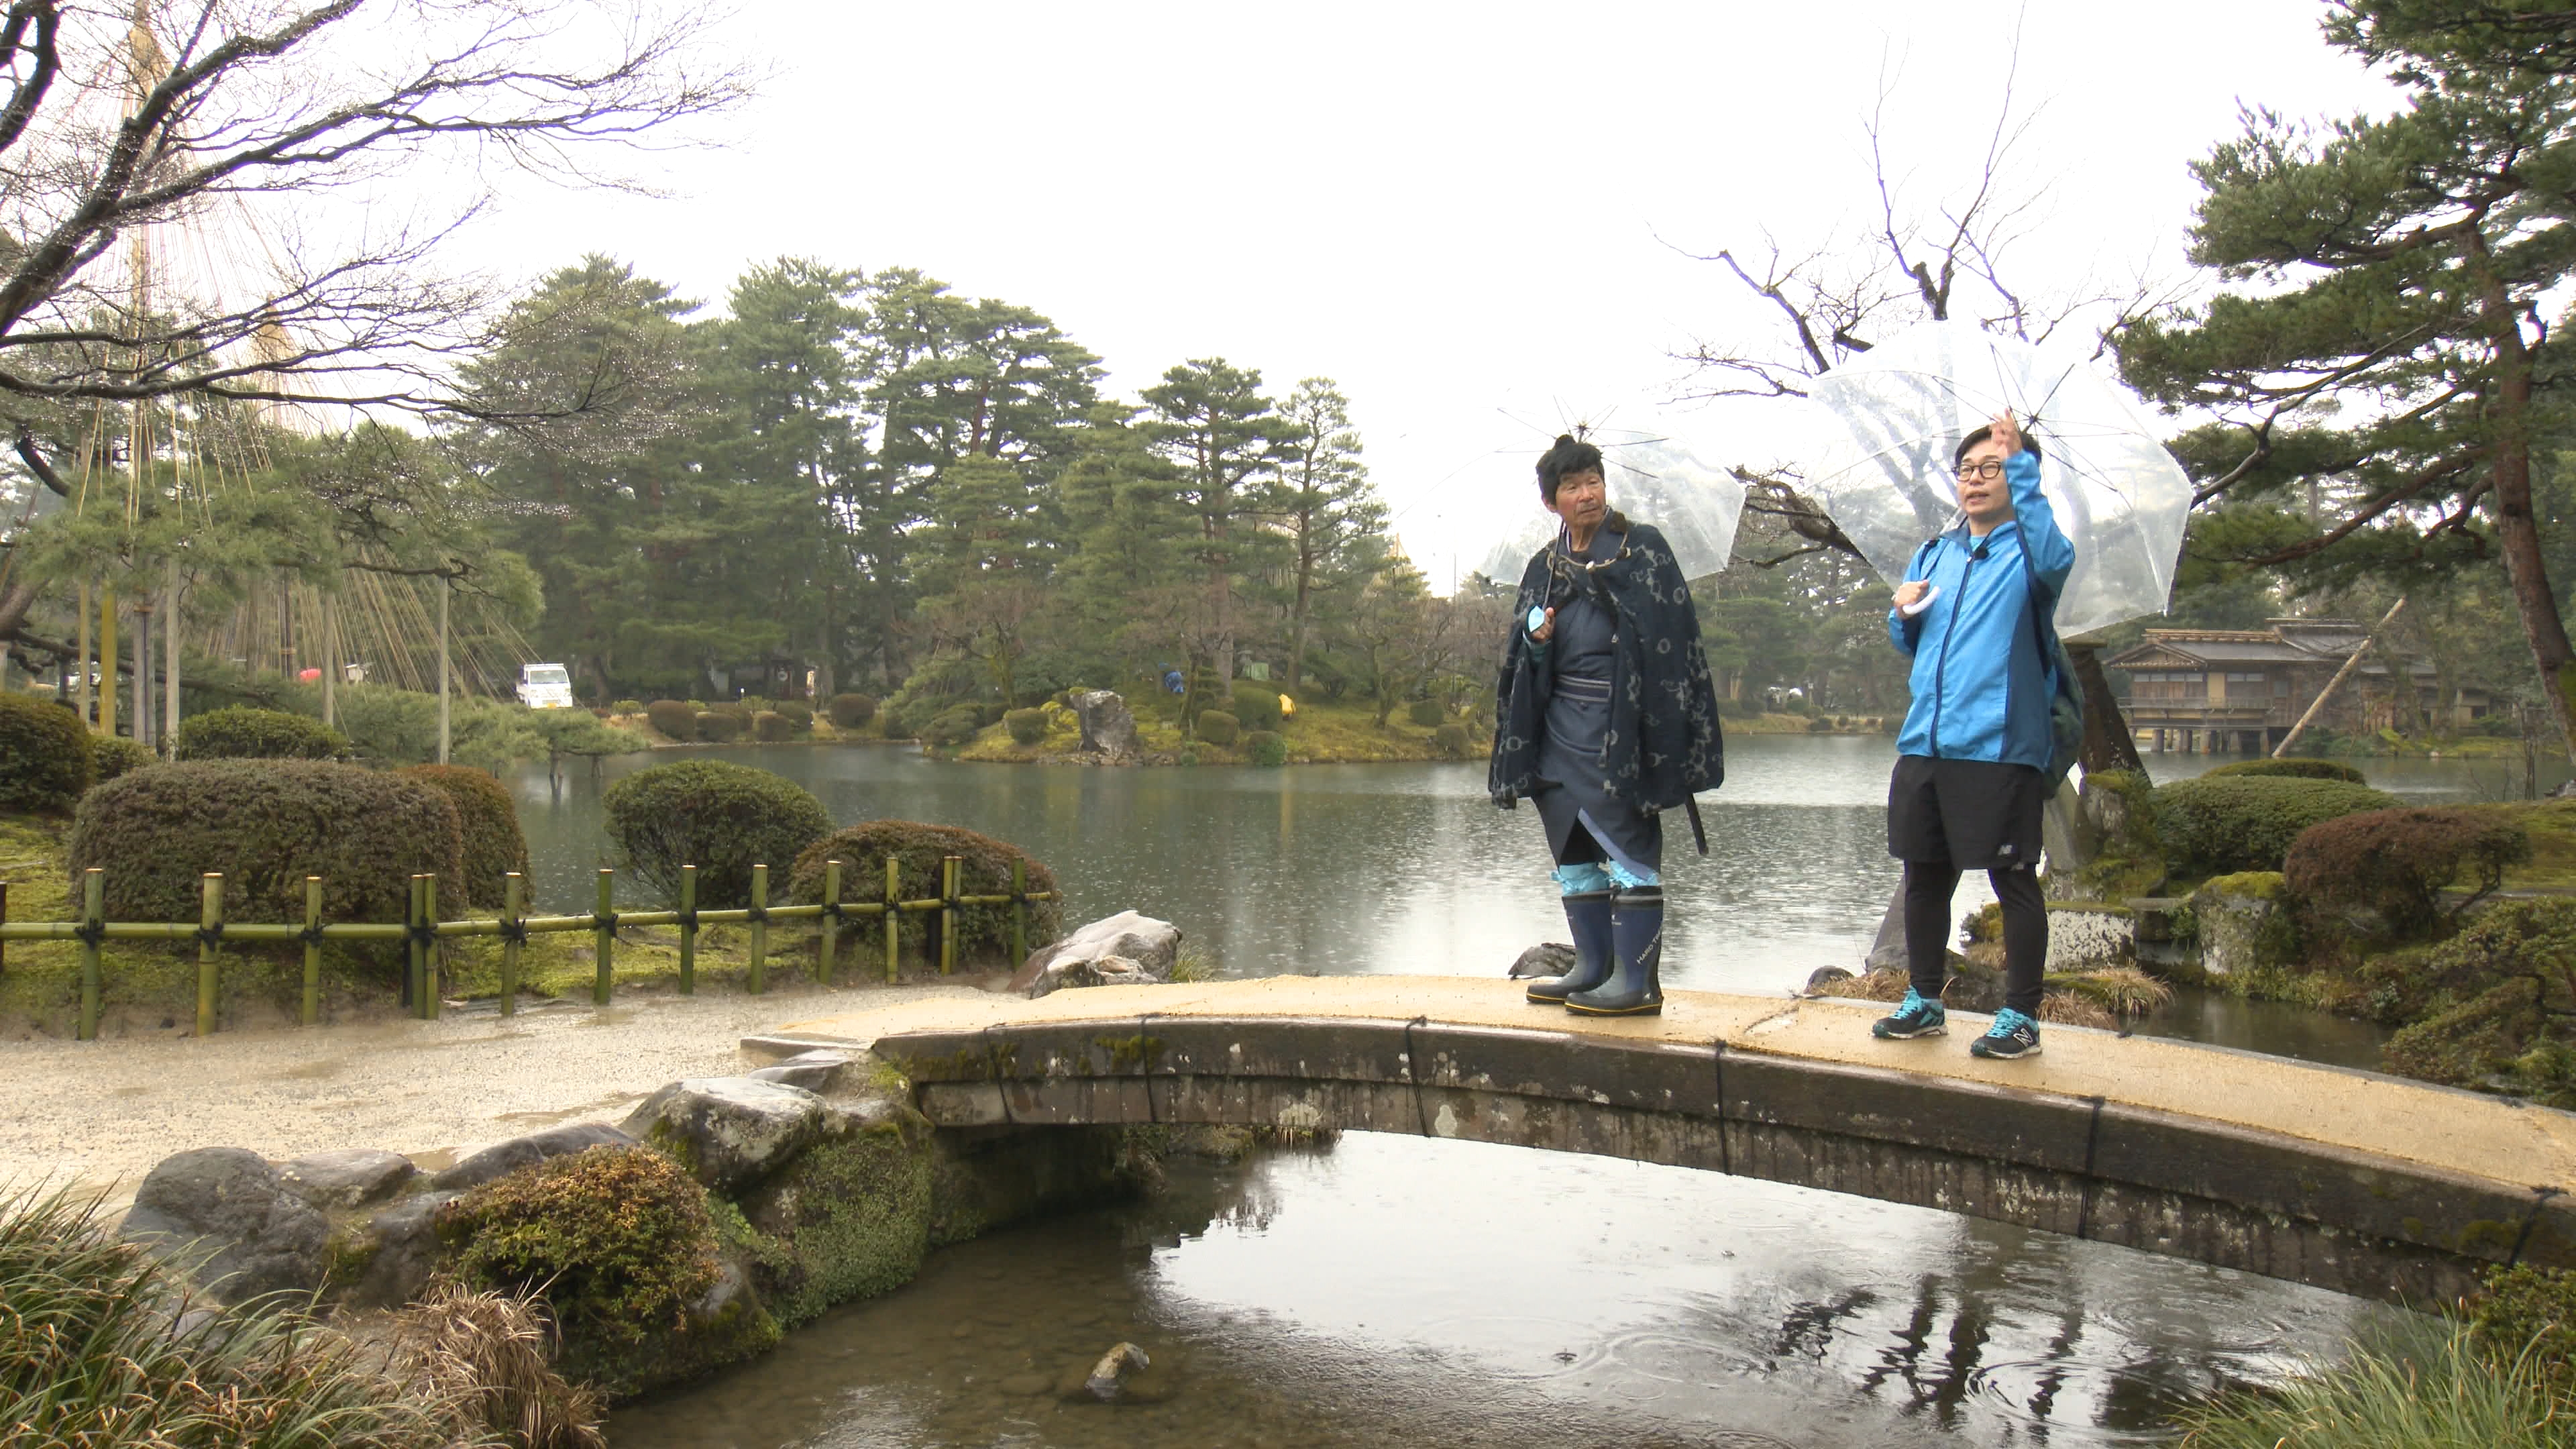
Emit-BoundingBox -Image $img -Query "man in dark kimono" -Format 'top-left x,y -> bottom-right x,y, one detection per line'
1488,435 -> 1725,1017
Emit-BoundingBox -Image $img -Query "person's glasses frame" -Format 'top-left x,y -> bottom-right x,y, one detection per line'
1953,460 -> 2008,482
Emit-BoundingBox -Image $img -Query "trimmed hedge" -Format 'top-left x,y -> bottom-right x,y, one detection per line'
1003,708 -> 1047,745
920,706 -> 981,748
601,759 -> 831,908
85,733 -> 156,786
68,759 -> 464,930
773,701 -> 813,731
826,693 -> 877,729
171,706 -> 348,762
2205,757 -> 2369,784
1244,729 -> 1286,766
694,710 -> 744,743
396,764 -> 531,908
2150,775 -> 2400,877
2284,806 -> 2530,940
0,693 -> 92,812
751,710 -> 792,743
611,698 -> 646,715
788,820 -> 1061,971
1433,722 -> 1470,758
1407,699 -> 1444,728
1230,684 -> 1283,731
1195,710 -> 1239,747
644,700 -> 696,739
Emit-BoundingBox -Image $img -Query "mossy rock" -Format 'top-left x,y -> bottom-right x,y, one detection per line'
2383,977 -> 2546,1090
731,1103 -> 934,1329
2188,871 -> 2302,981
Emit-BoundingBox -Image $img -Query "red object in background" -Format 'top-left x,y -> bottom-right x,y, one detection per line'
297,667 -> 322,682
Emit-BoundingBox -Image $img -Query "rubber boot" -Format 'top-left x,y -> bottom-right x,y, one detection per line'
1568,886 -> 1663,1016
1524,891 -> 1615,1004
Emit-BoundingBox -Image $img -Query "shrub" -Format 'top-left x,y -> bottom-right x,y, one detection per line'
693,710 -> 743,743
2469,1265 -> 2576,1394
2205,756 -> 2368,784
2169,1313 -> 2568,1449
396,764 -> 531,908
2284,807 -> 2530,941
1195,710 -> 1240,746
0,1187 -> 476,1447
751,710 -> 792,743
2149,775 -> 2400,878
1004,708 -> 1048,745
601,759 -> 830,908
920,705 -> 982,748
0,693 -> 92,812
171,705 -> 348,762
1432,722 -> 1469,758
643,700 -> 696,739
826,693 -> 877,729
1230,684 -> 1283,731
1245,729 -> 1287,766
774,700 -> 813,731
85,733 -> 156,786
1407,699 -> 1444,728
789,820 -> 1063,970
610,698 -> 646,716
69,759 -> 464,929
1806,715 -> 1835,732
438,1145 -> 743,1399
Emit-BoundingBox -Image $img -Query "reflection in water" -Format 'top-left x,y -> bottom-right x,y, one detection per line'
609,1135 -> 2396,1448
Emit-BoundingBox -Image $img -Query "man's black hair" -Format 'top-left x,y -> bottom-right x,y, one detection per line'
1953,425 -> 2045,466
1537,434 -> 1606,504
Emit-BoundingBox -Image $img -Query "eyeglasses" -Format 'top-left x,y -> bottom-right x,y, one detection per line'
1953,460 -> 2006,482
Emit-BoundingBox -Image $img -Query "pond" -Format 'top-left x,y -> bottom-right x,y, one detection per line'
506,736 -> 2500,1447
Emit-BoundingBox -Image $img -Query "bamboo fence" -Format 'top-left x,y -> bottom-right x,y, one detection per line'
0,855 -> 1063,1040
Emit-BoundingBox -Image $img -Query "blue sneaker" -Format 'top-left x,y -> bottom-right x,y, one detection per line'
1971,1007 -> 2043,1060
1871,988 -> 1947,1040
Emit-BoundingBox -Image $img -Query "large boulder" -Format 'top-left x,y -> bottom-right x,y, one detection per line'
621,1077 -> 828,1193
276,1147 -> 416,1211
1008,910 -> 1181,999
745,1049 -> 859,1093
1073,690 -> 1139,761
338,1187 -> 462,1309
2190,871 -> 2300,979
121,1147 -> 331,1302
428,1122 -> 639,1192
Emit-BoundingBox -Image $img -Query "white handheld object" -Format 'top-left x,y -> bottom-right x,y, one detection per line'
1899,586 -> 1941,619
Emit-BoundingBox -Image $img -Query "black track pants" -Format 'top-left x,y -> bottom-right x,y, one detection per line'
1902,861 -> 2045,1016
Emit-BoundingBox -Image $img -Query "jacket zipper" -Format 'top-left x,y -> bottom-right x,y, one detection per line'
1927,543 -> 1982,757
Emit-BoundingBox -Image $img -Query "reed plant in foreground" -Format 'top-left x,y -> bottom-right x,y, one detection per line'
2174,1310 -> 2571,1448
0,1186 -> 490,1448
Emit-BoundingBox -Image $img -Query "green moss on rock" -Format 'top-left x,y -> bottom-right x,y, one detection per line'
735,1108 -> 934,1330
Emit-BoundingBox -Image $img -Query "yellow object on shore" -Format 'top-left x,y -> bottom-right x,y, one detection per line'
1279,694 -> 1295,718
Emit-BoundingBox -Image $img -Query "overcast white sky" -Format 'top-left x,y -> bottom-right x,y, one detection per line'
447,0 -> 2400,588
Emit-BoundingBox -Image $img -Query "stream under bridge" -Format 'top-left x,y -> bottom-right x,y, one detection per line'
751,977 -> 2576,1307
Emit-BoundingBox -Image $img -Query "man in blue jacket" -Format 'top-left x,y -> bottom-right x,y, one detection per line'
1872,409 -> 2074,1059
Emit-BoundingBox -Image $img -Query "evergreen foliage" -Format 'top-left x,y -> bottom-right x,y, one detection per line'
645,700 -> 696,739
396,765 -> 532,908
788,820 -> 1061,969
85,734 -> 155,786
172,706 -> 350,762
1002,708 -> 1047,745
1244,729 -> 1287,766
1195,710 -> 1239,746
2150,776 -> 2400,877
1407,699 -> 1444,728
825,694 -> 875,728
68,760 -> 464,932
693,710 -> 743,743
0,693 -> 93,812
2204,757 -> 2367,784
600,760 -> 831,908
1229,684 -> 1283,731
751,710 -> 791,742
2284,806 -> 2530,940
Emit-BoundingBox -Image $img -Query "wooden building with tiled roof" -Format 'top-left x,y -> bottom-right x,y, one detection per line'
2103,619 -> 2490,753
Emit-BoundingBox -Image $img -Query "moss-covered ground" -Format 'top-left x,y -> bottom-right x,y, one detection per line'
0,813 -> 982,1038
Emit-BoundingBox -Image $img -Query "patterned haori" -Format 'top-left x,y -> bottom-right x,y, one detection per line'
1487,513 -> 1725,865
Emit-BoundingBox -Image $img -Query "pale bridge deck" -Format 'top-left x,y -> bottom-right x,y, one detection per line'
755,976 -> 2576,1305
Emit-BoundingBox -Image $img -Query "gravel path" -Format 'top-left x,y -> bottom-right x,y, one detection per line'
0,979 -> 989,1216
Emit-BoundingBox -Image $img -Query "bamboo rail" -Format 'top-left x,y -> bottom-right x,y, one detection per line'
6,854 -> 1063,1040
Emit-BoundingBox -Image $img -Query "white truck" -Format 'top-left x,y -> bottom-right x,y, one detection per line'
515,663 -> 576,710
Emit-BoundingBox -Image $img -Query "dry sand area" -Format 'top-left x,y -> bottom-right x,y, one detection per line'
0,979 -> 990,1218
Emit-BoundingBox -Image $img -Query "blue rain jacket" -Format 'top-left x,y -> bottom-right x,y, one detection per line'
1887,449 -> 2076,767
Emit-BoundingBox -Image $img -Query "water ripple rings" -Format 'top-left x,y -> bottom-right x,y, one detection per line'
1409,1314 -> 1608,1380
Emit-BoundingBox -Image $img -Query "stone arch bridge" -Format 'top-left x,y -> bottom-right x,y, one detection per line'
753,977 -> 2576,1307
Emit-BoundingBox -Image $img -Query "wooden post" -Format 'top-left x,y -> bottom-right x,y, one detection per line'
301,876 -> 321,1026
420,873 -> 440,1021
747,863 -> 769,995
592,868 -> 613,1006
319,590 -> 335,731
818,858 -> 841,986
437,574 -> 451,765
74,578 -> 89,730
940,855 -> 960,975
163,555 -> 180,750
678,865 -> 697,994
883,855 -> 900,983
195,872 -> 221,1036
500,872 -> 523,1017
131,600 -> 149,749
0,880 -> 9,977
1010,857 -> 1028,969
76,868 -> 101,1041
2275,597 -> 2408,758
98,584 -> 114,740
405,874 -> 425,1016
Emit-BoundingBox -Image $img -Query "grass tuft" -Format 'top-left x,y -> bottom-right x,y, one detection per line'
2174,1312 -> 2571,1448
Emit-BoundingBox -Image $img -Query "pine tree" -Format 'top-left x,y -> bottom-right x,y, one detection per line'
1273,378 -> 1389,692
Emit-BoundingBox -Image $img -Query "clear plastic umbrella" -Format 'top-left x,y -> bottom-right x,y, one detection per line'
1801,320 -> 2192,637
1472,429 -> 1747,585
